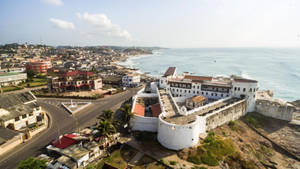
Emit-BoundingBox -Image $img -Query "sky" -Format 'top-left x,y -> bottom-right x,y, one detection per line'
1,0 -> 300,48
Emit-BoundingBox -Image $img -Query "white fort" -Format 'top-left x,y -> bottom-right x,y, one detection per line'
130,67 -> 258,150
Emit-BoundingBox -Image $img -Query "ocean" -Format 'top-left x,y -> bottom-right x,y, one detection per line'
119,48 -> 300,101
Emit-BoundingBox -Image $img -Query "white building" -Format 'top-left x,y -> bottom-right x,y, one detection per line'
159,67 -> 176,88
0,72 -> 27,87
122,73 -> 140,87
131,67 -> 259,150
0,92 -> 43,131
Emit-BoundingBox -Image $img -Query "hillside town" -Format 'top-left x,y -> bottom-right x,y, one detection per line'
0,43 -> 299,169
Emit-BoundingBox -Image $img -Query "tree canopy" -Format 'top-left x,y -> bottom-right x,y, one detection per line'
17,157 -> 47,169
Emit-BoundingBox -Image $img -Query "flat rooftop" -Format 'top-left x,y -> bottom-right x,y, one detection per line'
0,72 -> 26,76
159,89 -> 178,116
159,89 -> 242,125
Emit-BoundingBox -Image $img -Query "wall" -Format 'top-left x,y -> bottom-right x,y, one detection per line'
255,99 -> 296,121
157,114 -> 206,150
205,99 -> 247,131
131,115 -> 158,132
187,96 -> 232,115
0,134 -> 23,156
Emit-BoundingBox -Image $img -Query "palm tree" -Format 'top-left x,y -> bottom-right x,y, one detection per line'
99,109 -> 114,121
97,120 -> 116,137
120,104 -> 134,123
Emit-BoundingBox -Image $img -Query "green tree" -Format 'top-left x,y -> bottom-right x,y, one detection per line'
26,69 -> 35,80
17,157 -> 47,169
120,104 -> 134,123
96,120 -> 116,137
100,109 -> 114,121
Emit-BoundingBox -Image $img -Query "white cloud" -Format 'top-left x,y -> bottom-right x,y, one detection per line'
41,0 -> 63,6
50,18 -> 75,30
76,12 -> 131,40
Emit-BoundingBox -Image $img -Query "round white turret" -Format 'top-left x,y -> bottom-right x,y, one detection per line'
157,114 -> 206,150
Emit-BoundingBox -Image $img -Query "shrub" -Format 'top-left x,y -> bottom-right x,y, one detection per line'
228,120 -> 238,131
169,161 -> 177,165
188,133 -> 235,166
17,157 -> 47,169
200,152 -> 218,166
204,132 -> 215,143
187,155 -> 201,165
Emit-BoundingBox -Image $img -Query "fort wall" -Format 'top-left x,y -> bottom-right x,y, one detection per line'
256,99 -> 296,121
206,99 -> 247,131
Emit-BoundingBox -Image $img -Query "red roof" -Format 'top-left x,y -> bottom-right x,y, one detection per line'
151,103 -> 161,117
184,75 -> 212,82
52,134 -> 78,149
63,70 -> 94,77
133,103 -> 145,116
163,67 -> 176,77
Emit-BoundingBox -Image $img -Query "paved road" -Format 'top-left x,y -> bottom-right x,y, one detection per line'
0,88 -> 140,169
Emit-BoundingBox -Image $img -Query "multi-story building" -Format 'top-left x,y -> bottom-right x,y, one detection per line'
25,60 -> 52,74
0,72 -> 27,87
122,73 -> 140,87
48,70 -> 102,92
131,67 -> 259,150
0,92 -> 44,131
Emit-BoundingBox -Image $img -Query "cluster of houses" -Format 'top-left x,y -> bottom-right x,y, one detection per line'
40,129 -> 120,169
0,44 -> 143,93
0,91 -> 45,155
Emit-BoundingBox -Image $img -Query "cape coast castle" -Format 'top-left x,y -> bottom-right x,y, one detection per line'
130,67 -> 259,150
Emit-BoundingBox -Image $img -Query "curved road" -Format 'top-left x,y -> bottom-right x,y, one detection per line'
0,88 -> 139,169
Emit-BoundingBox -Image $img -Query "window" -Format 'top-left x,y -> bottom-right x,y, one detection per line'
238,87 -> 240,91
249,88 -> 252,92
206,92 -> 208,95
29,113 -> 33,116
211,93 -> 213,96
215,93 -> 217,96
22,114 -> 27,119
189,90 -> 191,93
197,86 -> 199,89
243,88 -> 246,92
15,117 -> 20,121
234,87 -> 237,91
221,94 -> 223,97
202,92 -> 204,95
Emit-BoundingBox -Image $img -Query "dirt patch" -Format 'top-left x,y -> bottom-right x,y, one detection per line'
178,120 -> 300,169
62,89 -> 107,97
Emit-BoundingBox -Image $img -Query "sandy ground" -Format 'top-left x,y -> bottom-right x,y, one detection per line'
62,89 -> 107,97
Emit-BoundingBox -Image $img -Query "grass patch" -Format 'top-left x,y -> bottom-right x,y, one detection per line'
243,112 -> 268,128
228,120 -> 238,131
20,78 -> 47,88
260,144 -> 273,157
169,160 -> 177,165
104,149 -> 128,169
187,132 -> 236,166
1,85 -> 24,92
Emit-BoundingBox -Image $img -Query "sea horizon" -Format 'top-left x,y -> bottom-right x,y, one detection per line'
119,48 -> 300,102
